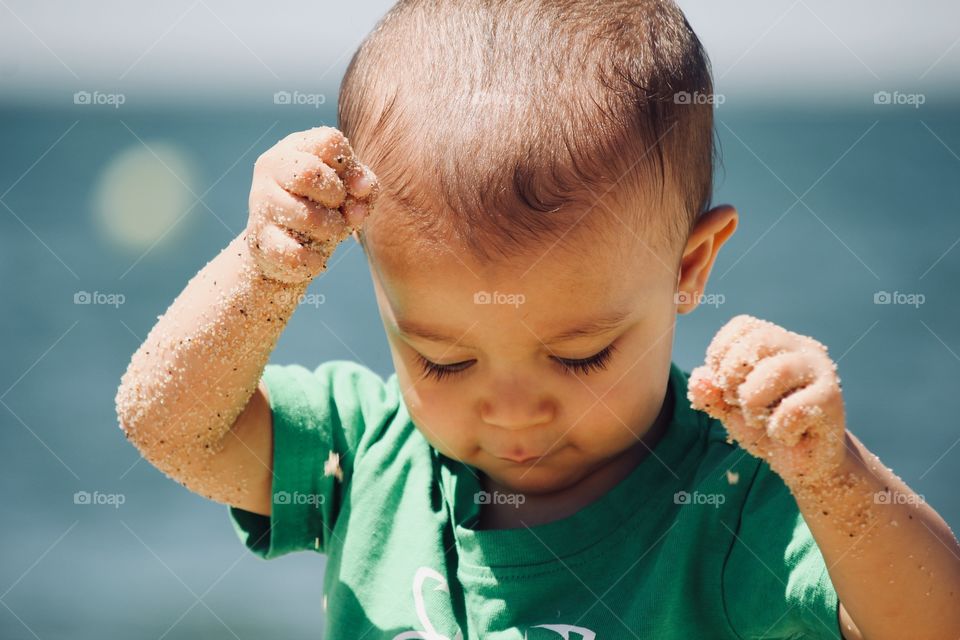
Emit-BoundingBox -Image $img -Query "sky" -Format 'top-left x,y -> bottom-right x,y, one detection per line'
1,0 -> 958,108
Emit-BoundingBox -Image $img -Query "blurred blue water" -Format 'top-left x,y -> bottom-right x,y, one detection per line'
1,101 -> 958,638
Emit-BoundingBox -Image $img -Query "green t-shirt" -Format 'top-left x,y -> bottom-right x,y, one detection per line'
229,360 -> 842,639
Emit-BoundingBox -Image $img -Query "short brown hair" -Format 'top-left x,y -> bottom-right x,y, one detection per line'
338,0 -> 717,263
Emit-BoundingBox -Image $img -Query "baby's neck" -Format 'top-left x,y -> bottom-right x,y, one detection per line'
478,385 -> 674,530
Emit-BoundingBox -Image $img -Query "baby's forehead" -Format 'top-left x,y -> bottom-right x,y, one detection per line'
361,124 -> 683,244
363,201 -> 672,295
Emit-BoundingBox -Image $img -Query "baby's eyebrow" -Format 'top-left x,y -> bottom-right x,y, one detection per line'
396,309 -> 631,345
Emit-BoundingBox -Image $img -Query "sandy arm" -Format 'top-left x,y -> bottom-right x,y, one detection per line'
789,431 -> 960,640
114,233 -> 308,508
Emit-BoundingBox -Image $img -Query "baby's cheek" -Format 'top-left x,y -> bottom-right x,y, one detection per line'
568,395 -> 653,457
404,388 -> 475,454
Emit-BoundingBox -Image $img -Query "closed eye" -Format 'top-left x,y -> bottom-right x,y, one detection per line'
414,343 -> 618,382
553,343 -> 617,376
414,354 -> 474,382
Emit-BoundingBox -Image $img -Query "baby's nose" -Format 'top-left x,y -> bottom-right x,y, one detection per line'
479,395 -> 554,431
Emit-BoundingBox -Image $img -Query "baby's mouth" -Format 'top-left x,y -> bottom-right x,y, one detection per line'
494,451 -> 549,464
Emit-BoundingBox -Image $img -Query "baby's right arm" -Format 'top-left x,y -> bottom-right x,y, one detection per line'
115,127 -> 379,517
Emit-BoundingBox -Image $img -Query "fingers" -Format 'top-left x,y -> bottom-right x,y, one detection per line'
766,376 -> 833,446
765,372 -> 846,481
687,365 -> 756,446
281,127 -> 376,191
737,351 -> 818,432
272,150 -> 347,209
280,127 -> 354,174
342,163 -> 379,200
691,314 -> 847,483
246,181 -> 349,283
246,222 -> 329,283
715,329 -> 797,405
704,314 -> 761,369
246,126 -> 381,284
341,196 -> 370,227
276,127 -> 380,208
261,181 -> 349,245
687,365 -> 728,416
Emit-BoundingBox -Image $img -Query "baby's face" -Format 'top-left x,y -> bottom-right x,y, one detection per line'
362,212 -> 682,496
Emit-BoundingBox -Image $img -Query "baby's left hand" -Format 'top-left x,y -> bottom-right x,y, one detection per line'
687,314 -> 848,486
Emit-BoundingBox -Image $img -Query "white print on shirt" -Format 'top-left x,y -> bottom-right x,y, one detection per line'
392,567 -> 464,640
392,566 -> 598,639
524,626 -> 597,640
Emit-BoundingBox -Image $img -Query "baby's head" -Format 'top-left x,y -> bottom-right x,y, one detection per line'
337,0 -> 737,495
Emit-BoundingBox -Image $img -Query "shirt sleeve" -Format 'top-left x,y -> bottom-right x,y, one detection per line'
227,359 -> 401,559
721,460 -> 843,640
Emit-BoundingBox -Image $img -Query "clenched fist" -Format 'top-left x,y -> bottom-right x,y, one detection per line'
687,314 -> 848,486
245,126 -> 380,283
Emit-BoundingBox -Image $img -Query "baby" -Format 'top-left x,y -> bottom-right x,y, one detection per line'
115,1 -> 960,638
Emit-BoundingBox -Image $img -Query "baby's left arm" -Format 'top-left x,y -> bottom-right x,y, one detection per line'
688,314 -> 960,640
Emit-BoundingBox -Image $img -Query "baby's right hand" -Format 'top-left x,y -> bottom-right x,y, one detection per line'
245,126 -> 380,283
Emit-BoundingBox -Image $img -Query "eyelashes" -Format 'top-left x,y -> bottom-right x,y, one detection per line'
415,354 -> 472,382
415,344 -> 618,382
557,343 -> 617,376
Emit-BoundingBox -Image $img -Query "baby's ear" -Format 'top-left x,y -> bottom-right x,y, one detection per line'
676,204 -> 738,314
